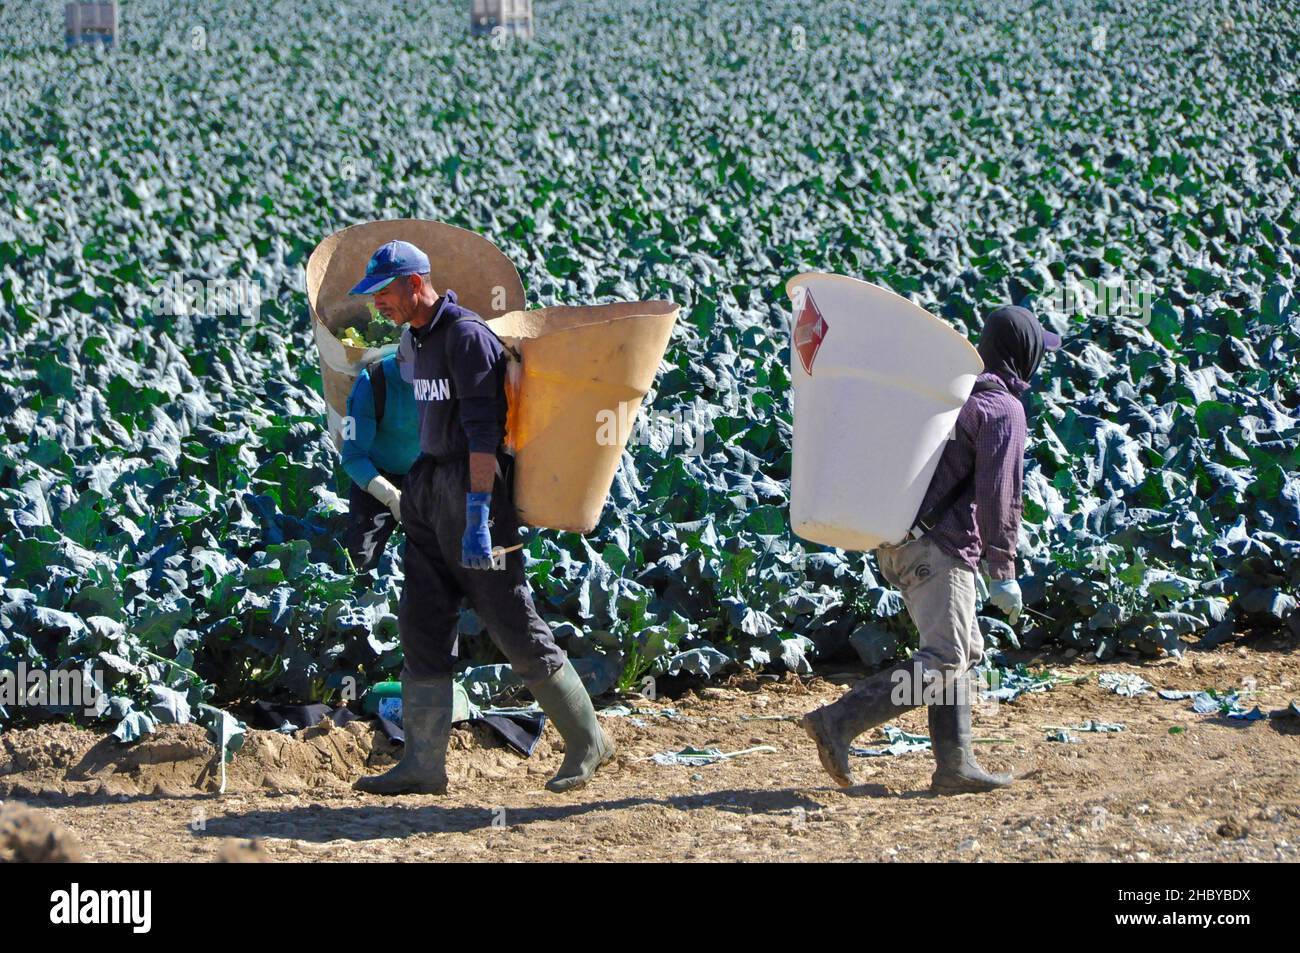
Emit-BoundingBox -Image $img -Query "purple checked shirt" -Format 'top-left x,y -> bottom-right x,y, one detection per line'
917,370 -> 1029,581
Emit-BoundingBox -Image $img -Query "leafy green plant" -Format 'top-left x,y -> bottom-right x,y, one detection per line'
1,0 -> 1298,736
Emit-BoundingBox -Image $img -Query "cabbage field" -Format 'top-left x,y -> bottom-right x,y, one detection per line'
1,0 -> 1298,740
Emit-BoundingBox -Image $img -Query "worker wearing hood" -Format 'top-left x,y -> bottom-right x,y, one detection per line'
803,304 -> 1060,796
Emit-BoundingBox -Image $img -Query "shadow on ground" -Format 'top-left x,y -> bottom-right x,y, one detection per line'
194,787 -> 827,843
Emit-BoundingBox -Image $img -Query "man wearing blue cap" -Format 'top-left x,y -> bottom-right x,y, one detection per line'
347,240 -> 614,796
802,305 -> 1061,795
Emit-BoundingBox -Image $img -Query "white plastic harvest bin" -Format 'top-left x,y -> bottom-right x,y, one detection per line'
787,272 -> 983,551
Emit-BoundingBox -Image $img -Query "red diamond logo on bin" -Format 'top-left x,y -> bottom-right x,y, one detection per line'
793,288 -> 828,375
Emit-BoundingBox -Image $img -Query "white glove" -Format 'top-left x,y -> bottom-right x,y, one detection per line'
988,579 -> 1023,625
366,475 -> 402,523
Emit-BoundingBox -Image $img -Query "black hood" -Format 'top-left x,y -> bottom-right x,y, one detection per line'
978,305 -> 1052,387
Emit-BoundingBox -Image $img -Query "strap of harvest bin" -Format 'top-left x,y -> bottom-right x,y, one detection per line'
445,313 -> 521,364
367,362 -> 387,425
440,314 -> 519,464
910,377 -> 1008,536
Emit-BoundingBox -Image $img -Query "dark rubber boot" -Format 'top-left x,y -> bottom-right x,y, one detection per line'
801,661 -> 923,788
928,676 -> 1012,795
354,677 -> 451,795
527,659 -> 615,793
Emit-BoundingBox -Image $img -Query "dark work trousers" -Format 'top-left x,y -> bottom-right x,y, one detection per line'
345,468 -> 407,574
397,451 -> 566,684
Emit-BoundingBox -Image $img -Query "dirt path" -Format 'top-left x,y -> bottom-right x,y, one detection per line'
2,641 -> 1298,862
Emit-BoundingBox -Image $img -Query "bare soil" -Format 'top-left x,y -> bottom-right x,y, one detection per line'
1,640 -> 1297,862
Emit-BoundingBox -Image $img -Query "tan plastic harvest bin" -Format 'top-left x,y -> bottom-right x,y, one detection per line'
306,219 -> 525,445
488,301 -> 678,533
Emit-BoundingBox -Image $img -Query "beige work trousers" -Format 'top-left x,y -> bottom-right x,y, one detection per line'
875,533 -> 984,684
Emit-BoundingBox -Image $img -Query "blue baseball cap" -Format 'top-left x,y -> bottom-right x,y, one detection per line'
348,240 -> 431,295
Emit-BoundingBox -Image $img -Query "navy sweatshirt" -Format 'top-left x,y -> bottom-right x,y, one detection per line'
397,290 -> 508,459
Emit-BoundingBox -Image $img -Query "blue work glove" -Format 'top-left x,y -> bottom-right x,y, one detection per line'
988,579 -> 1023,625
461,492 -> 494,570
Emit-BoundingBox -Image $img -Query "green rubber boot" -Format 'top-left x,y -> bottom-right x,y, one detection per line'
527,659 -> 615,793
801,661 -> 924,788
354,676 -> 451,796
928,675 -> 1012,795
